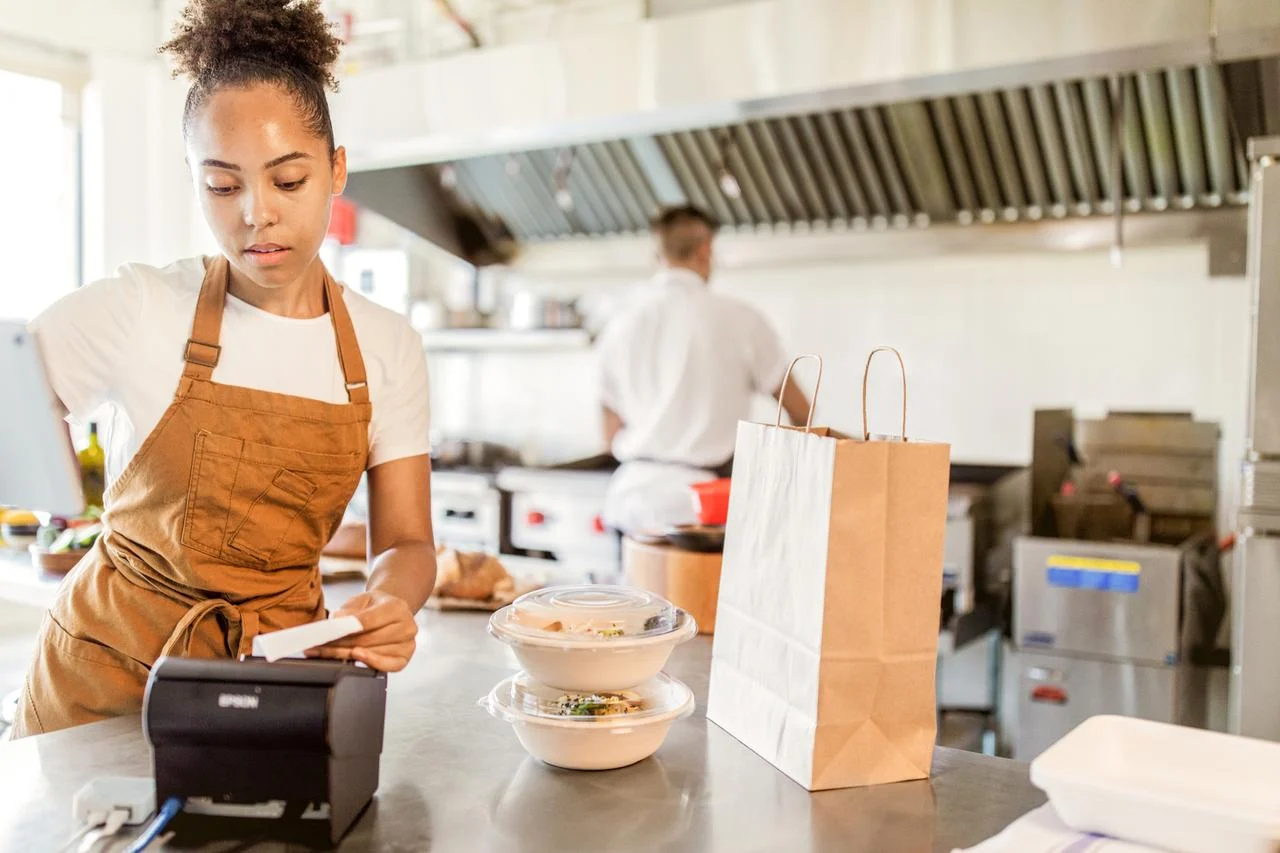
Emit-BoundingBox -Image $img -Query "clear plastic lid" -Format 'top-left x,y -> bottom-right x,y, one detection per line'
482,671 -> 694,727
490,585 -> 687,645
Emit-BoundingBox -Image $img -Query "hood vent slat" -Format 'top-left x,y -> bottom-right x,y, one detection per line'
1137,71 -> 1180,209
1028,86 -> 1074,218
1166,68 -> 1208,206
814,112 -> 872,224
1004,88 -> 1052,219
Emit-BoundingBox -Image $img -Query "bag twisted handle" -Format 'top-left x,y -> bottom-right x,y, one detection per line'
775,354 -> 823,433
861,347 -> 907,442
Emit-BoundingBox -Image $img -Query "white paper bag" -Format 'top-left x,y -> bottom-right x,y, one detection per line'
706,349 -> 951,790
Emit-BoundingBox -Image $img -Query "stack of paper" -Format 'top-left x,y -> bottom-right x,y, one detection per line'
954,805 -> 1162,853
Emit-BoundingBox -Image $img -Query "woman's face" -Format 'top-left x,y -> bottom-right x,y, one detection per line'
186,83 -> 346,289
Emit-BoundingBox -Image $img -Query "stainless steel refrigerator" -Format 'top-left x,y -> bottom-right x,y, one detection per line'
1232,136 -> 1280,741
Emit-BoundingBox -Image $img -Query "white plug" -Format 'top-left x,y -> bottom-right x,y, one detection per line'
72,777 -> 155,826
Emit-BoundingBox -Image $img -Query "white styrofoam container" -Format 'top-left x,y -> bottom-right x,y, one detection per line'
1030,715 -> 1280,853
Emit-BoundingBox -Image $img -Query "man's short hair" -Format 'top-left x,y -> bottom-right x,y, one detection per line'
650,204 -> 720,262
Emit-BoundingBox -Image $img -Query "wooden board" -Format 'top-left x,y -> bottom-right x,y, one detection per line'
318,556 -> 368,581
425,573 -> 544,612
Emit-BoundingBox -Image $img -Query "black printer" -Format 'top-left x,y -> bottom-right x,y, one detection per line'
143,655 -> 387,846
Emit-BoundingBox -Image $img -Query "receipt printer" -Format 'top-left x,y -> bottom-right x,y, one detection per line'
143,656 -> 388,845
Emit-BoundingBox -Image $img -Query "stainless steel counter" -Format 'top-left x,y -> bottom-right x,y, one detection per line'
0,606 -> 1045,852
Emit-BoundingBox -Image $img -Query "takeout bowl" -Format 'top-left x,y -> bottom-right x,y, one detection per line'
491,623 -> 695,692
488,586 -> 697,691
481,671 -> 694,770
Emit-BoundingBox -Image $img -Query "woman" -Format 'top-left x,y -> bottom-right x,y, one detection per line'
12,0 -> 436,737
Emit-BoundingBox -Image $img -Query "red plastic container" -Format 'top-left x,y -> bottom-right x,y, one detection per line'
690,479 -> 732,526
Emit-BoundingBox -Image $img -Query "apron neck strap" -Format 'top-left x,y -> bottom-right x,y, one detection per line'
182,256 -> 230,381
324,273 -> 370,404
182,256 -> 370,404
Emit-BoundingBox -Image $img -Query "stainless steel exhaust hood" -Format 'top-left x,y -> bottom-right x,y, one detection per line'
333,0 -> 1280,250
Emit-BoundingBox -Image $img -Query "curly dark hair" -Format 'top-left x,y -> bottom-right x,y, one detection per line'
160,0 -> 342,156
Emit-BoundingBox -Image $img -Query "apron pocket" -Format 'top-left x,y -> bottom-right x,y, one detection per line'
227,469 -> 317,564
182,431 -> 243,558
182,430 -> 362,569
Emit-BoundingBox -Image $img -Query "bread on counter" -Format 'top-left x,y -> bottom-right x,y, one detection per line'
434,547 -> 515,601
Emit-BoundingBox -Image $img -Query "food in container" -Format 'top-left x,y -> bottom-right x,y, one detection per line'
481,671 -> 694,770
488,585 -> 697,691
554,690 -> 644,717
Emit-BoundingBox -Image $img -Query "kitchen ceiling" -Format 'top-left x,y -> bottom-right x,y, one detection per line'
437,62 -> 1263,241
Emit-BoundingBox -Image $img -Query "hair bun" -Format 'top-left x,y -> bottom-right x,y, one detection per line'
161,0 -> 341,91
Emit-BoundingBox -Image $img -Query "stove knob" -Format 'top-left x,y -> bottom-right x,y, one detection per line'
592,515 -> 606,534
527,511 -> 546,526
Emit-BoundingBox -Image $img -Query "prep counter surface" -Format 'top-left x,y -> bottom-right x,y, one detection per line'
0,609 -> 1045,852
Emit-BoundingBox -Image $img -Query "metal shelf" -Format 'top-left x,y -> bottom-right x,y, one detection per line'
421,328 -> 592,352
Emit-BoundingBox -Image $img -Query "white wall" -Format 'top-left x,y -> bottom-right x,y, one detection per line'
431,240 -> 1251,523
0,0 -> 158,61
1,0 -> 213,285
81,55 -> 213,282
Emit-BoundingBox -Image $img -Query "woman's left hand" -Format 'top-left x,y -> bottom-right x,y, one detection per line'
308,590 -> 419,672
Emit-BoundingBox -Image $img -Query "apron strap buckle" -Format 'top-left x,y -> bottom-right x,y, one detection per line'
184,339 -> 222,368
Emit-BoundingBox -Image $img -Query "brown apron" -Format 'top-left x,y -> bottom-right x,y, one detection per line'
12,256 -> 370,738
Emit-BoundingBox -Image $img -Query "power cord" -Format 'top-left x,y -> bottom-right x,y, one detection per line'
55,809 -> 104,853
121,797 -> 184,853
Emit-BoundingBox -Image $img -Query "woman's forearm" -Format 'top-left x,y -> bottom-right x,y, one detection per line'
366,540 -> 437,612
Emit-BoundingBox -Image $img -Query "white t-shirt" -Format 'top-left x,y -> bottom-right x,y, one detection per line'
31,257 -> 431,486
596,267 -> 789,468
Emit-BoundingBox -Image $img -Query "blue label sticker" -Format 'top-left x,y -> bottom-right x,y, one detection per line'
1046,556 -> 1140,594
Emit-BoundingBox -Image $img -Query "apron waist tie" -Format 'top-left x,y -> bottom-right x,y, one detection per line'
156,572 -> 314,661
159,599 -> 260,660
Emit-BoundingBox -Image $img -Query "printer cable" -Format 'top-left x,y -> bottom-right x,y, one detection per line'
122,796 -> 184,853
54,809 -> 104,853
66,807 -> 128,853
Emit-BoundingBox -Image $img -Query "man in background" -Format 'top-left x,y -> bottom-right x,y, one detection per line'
597,204 -> 810,534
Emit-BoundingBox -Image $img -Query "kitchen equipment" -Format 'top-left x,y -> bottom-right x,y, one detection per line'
1012,536 -> 1211,759
622,536 -> 721,634
431,439 -> 522,471
661,525 -> 724,554
142,656 -> 387,845
488,585 -> 697,691
1233,137 -> 1280,742
498,466 -> 618,576
689,479 -> 730,526
480,671 -> 694,770
0,321 -> 84,519
1030,715 -> 1280,853
340,3 -> 1268,252
431,470 -> 505,554
502,291 -> 583,331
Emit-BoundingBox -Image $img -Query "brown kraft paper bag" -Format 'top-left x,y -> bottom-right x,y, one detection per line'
706,348 -> 951,791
